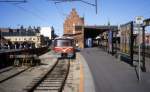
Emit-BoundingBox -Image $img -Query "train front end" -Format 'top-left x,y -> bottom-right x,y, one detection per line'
53,37 -> 75,58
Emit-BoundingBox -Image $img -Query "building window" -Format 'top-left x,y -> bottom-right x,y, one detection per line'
75,26 -> 82,31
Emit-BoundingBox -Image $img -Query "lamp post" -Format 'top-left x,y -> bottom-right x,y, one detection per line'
135,16 -> 144,82
138,24 -> 142,81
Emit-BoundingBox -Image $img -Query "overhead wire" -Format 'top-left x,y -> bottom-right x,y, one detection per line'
54,2 -> 67,20
10,1 -> 50,25
49,0 -> 97,14
0,0 -> 27,3
54,3 -> 67,36
52,0 -> 83,20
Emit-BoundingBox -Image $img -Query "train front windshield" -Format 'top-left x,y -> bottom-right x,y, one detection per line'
54,39 -> 73,47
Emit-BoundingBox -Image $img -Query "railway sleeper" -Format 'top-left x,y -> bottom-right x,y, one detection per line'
24,82 -> 61,90
39,84 -> 61,87
42,80 -> 63,82
50,70 -> 66,73
24,59 -> 70,92
33,90 -> 58,92
47,74 -> 65,77
24,82 -> 61,89
42,78 -> 64,80
47,75 -> 66,78
41,81 -> 62,84
35,87 -> 60,90
33,77 -> 64,81
37,82 -> 62,84
37,85 -> 61,88
36,87 -> 60,90
50,70 -> 67,73
53,68 -> 67,71
49,73 -> 67,75
47,73 -> 66,75
33,78 -> 63,81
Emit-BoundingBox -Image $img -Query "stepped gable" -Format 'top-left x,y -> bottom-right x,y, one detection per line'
64,8 -> 84,34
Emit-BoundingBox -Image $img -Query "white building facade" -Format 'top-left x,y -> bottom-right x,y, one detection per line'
40,27 -> 52,39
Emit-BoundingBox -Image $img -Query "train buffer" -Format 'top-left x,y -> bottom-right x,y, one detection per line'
13,54 -> 40,66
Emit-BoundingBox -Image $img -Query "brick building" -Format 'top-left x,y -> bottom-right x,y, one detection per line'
64,8 -> 118,49
63,8 -> 84,48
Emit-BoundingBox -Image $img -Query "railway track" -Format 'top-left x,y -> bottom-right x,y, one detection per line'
0,66 -> 14,74
24,58 -> 70,92
0,66 -> 32,83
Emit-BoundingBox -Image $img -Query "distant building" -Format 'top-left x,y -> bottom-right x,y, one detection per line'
63,8 -> 117,48
64,8 -> 84,48
0,27 -> 45,48
40,27 -> 52,39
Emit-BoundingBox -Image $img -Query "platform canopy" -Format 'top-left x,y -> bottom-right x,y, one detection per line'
83,25 -> 118,38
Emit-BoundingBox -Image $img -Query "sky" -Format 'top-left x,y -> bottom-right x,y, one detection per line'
0,0 -> 150,35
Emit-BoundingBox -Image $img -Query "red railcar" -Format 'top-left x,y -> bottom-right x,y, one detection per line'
53,36 -> 76,58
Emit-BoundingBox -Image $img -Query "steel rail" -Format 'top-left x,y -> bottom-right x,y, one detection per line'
0,67 -> 31,83
0,66 -> 14,74
25,58 -> 70,92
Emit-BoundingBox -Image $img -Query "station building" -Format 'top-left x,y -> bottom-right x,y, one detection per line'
64,8 -> 118,49
63,8 -> 84,48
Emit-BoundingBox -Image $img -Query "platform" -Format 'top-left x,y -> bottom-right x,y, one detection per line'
81,47 -> 150,92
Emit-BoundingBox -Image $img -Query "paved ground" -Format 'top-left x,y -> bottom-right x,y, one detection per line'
63,52 -> 95,92
0,51 -> 57,92
78,53 -> 95,92
0,51 -> 86,92
81,47 -> 150,92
